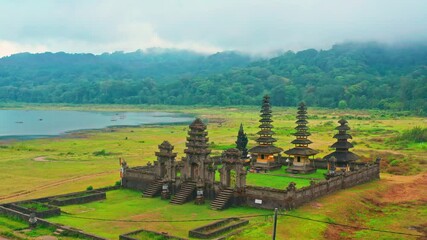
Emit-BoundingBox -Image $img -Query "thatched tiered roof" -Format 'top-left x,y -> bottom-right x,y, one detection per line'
323,119 -> 359,162
249,95 -> 283,154
284,102 -> 318,156
184,118 -> 211,155
155,141 -> 177,158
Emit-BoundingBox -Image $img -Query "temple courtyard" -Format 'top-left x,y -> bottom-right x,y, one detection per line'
47,167 -> 326,239
49,189 -> 270,239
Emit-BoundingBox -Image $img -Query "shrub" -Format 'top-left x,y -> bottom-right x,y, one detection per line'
387,166 -> 409,175
86,186 -> 93,191
397,127 -> 427,143
322,121 -> 334,127
115,181 -> 121,186
387,127 -> 427,148
92,149 -> 111,156
18,202 -> 49,212
389,160 -> 400,166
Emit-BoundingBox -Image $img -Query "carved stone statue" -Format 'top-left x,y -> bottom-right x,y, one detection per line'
286,182 -> 297,191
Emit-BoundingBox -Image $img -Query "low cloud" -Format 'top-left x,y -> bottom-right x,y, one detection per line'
0,40 -> 48,57
0,0 -> 426,57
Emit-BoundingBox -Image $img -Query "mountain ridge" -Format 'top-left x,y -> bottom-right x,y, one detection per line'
0,42 -> 426,114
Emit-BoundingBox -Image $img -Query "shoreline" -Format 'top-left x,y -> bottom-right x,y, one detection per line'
0,121 -> 194,142
0,109 -> 195,142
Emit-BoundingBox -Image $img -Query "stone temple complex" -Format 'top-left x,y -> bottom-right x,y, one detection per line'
0,95 -> 383,240
119,95 -> 380,211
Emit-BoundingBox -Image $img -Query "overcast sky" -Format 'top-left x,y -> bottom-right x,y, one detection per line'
1,0 -> 426,57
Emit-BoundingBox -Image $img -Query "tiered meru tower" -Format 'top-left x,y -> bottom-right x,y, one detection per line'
323,119 -> 359,172
249,95 -> 283,170
285,102 -> 318,174
181,118 -> 214,184
170,118 -> 215,205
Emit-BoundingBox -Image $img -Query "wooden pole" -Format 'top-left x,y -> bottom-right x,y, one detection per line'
272,208 -> 278,240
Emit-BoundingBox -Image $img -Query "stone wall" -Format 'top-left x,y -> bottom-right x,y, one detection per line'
119,228 -> 186,240
189,218 -> 249,239
4,202 -> 60,218
122,168 -> 156,191
0,205 -> 30,221
8,187 -> 119,205
313,159 -> 328,169
50,191 -> 106,206
245,163 -> 379,210
122,161 -> 379,211
0,206 -> 106,240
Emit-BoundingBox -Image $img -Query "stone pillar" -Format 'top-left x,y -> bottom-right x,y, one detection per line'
220,148 -> 247,191
219,165 -> 228,188
155,141 -> 177,180
161,180 -> 171,200
236,166 -> 247,190
375,157 -> 381,179
195,182 -> 205,205
28,213 -> 37,228
285,182 -> 297,210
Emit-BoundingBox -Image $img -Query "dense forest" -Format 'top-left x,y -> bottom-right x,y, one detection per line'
0,42 -> 426,114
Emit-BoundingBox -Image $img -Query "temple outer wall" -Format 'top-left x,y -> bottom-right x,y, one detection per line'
244,163 -> 379,210
122,168 -> 156,192
122,163 -> 380,211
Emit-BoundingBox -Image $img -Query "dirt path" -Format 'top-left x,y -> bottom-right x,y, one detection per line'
33,156 -> 49,162
35,236 -> 57,240
0,170 -> 116,202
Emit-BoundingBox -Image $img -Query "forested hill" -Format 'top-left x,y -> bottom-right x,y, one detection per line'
0,49 -> 252,84
0,42 -> 426,114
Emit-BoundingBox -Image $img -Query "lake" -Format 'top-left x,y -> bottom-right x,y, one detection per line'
0,110 -> 193,139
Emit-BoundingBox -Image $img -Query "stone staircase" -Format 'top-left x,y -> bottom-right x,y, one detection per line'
170,181 -> 196,205
211,188 -> 234,210
142,179 -> 162,198
53,228 -> 64,236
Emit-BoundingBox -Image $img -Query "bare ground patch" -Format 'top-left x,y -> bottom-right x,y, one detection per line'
375,173 -> 427,204
33,156 -> 49,162
322,173 -> 427,239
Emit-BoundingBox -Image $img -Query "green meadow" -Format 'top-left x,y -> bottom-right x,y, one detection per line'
49,189 -> 272,239
46,183 -> 427,240
0,104 -> 426,239
0,214 -> 87,239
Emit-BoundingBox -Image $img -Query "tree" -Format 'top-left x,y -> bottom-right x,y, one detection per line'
235,123 -> 249,158
338,100 -> 348,109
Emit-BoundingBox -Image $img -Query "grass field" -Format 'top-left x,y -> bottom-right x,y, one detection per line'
0,104 -> 424,203
0,214 -> 86,239
0,104 -> 426,239
49,189 -> 272,239
48,180 -> 426,240
246,167 -> 328,189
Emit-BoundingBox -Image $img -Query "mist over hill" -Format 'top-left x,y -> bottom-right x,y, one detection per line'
0,49 -> 252,84
0,42 -> 426,114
